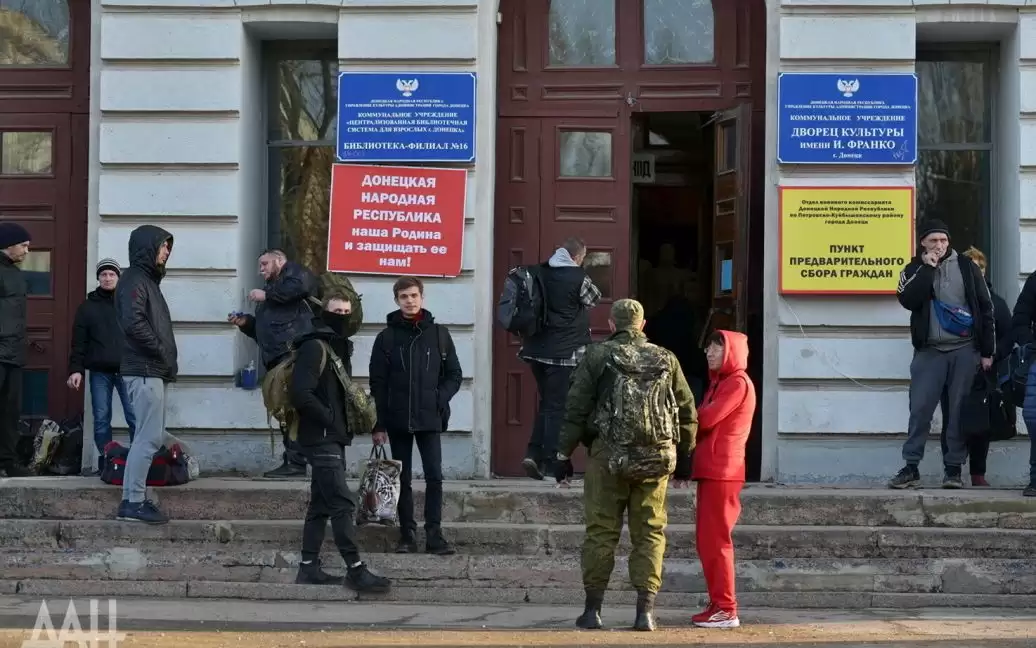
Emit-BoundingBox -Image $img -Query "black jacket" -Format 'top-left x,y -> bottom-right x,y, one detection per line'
519,264 -> 592,359
68,289 -> 122,375
290,323 -> 355,448
1010,273 -> 1036,350
896,251 -> 995,358
989,283 -> 1013,363
238,262 -> 317,370
0,252 -> 27,366
369,309 -> 463,433
115,225 -> 178,381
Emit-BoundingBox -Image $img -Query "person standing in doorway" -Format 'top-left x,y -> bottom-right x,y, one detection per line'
67,259 -> 137,468
0,223 -> 32,477
229,248 -> 317,478
675,330 -> 756,630
519,237 -> 601,480
114,225 -> 178,524
891,219 -> 994,490
369,276 -> 463,557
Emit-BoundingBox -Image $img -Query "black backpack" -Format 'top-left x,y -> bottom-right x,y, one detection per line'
497,264 -> 546,337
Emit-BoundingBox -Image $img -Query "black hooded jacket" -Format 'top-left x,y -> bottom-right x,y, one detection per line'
290,312 -> 356,448
68,289 -> 122,375
114,225 -> 178,381
0,252 -> 27,366
237,261 -> 317,370
369,309 -> 463,433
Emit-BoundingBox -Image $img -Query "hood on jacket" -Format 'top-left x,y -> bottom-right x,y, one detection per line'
548,247 -> 579,268
128,225 -> 174,280
88,288 -> 114,302
387,308 -> 435,329
711,329 -> 749,378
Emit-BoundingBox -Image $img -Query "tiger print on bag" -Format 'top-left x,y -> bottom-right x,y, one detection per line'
356,445 -> 402,526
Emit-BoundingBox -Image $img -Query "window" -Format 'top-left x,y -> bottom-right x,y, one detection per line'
0,0 -> 69,66
265,42 -> 337,277
559,131 -> 612,177
643,0 -> 714,65
915,48 -> 994,263
547,0 -> 616,67
0,131 -> 53,175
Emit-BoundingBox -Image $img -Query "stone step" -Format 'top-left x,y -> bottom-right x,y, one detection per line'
3,477 -> 1036,528
7,578 -> 1036,610
4,519 -> 1036,560
4,548 -> 1035,596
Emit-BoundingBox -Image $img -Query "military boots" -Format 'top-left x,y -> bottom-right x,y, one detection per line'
575,589 -> 604,629
633,590 -> 657,631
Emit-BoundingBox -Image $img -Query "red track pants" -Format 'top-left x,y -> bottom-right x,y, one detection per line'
695,479 -> 744,612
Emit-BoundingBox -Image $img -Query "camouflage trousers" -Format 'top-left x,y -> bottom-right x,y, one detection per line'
582,456 -> 669,594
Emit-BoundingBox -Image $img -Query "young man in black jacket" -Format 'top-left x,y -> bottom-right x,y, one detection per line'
114,225 -> 178,524
290,294 -> 390,592
892,220 -> 995,489
68,258 -> 136,466
369,276 -> 463,556
1011,256 -> 1036,496
230,249 -> 317,478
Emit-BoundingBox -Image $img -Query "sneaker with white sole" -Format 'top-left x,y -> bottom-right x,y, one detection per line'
693,607 -> 740,629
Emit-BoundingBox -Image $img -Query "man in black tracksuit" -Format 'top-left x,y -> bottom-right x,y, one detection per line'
230,249 -> 317,478
518,237 -> 601,480
290,295 -> 390,592
891,219 -> 994,490
369,276 -> 463,556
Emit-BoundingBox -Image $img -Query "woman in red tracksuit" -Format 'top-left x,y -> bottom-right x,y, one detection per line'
691,330 -> 756,629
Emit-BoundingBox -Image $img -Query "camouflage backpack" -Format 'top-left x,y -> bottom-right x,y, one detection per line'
310,272 -> 363,338
261,340 -> 377,450
591,342 -> 679,481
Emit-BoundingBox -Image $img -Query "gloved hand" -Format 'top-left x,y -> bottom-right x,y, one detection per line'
554,458 -> 574,484
673,453 -> 692,481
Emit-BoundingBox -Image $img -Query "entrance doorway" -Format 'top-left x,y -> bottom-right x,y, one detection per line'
491,0 -> 766,479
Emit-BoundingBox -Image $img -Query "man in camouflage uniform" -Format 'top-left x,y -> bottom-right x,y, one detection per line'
554,299 -> 697,632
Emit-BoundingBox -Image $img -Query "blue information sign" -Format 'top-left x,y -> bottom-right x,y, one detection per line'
336,72 -> 476,164
777,73 -> 917,165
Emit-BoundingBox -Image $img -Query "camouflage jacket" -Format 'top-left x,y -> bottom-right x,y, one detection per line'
557,329 -> 698,460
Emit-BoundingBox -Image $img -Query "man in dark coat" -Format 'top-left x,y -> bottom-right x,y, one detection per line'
114,225 -> 177,524
892,219 -> 994,490
0,222 -> 32,477
290,295 -> 390,593
67,258 -> 136,466
230,248 -> 317,478
369,276 -> 463,556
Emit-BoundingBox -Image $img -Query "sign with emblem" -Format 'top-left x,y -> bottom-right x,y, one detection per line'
777,73 -> 917,165
336,72 -> 477,164
327,164 -> 467,277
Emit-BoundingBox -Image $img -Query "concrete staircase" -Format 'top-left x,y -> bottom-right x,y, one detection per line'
2,477 -> 1036,609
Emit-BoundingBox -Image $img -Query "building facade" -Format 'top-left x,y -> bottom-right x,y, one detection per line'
3,0 -> 1033,484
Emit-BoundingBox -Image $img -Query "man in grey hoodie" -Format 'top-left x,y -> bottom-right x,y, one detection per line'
892,219 -> 995,489
518,237 -> 601,480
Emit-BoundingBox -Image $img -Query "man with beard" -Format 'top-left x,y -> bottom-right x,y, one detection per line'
291,294 -> 391,593
114,225 -> 177,524
229,248 -> 317,478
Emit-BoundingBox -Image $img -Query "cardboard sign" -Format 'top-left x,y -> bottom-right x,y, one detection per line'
328,164 -> 467,277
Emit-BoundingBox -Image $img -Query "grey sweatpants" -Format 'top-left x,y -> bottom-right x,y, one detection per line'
904,346 -> 979,467
122,376 -> 167,503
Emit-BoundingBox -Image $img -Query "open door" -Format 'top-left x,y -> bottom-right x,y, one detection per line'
700,104 -> 753,343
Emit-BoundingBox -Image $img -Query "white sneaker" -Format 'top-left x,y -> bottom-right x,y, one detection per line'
693,608 -> 740,629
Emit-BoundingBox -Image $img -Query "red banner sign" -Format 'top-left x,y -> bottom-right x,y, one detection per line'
328,164 -> 467,277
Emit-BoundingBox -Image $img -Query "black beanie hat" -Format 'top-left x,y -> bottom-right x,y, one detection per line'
919,219 -> 950,241
0,223 -> 30,250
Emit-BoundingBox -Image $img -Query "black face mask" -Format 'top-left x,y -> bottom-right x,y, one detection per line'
321,310 -> 351,335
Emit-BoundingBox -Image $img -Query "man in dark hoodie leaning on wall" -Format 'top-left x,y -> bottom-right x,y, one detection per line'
290,292 -> 391,592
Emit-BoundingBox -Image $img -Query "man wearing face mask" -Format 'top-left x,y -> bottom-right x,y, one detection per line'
892,219 -> 995,489
289,294 -> 391,593
229,248 -> 317,478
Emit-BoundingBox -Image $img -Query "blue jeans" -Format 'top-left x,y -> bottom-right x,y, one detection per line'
90,371 -> 136,452
1022,362 -> 1036,483
122,376 -> 166,504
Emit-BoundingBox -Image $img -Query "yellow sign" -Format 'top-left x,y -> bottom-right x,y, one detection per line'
779,187 -> 915,295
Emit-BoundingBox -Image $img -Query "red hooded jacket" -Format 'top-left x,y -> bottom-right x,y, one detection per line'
692,329 -> 756,482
